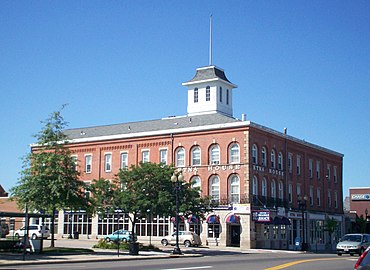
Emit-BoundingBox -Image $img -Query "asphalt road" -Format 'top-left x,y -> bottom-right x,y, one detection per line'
1,238 -> 359,270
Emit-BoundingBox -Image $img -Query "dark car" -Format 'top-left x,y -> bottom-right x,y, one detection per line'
355,246 -> 370,270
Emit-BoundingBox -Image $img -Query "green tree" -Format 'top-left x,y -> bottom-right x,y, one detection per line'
355,215 -> 367,233
10,108 -> 90,247
324,217 -> 338,250
90,162 -> 213,246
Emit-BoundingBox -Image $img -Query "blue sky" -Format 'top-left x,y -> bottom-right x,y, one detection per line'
1,1 -> 369,198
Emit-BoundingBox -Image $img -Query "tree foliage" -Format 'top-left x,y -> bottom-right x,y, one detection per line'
10,108 -> 90,246
90,162 -> 213,241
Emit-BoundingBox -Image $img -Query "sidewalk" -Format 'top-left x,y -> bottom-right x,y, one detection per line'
0,248 -> 201,267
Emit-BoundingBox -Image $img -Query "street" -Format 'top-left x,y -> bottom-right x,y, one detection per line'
0,238 -> 358,270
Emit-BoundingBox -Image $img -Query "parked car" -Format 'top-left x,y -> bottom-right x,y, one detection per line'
104,230 -> 136,242
354,246 -> 370,270
14,224 -> 50,240
336,234 -> 370,256
161,231 -> 201,247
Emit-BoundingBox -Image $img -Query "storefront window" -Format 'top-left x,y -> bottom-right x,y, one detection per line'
208,223 -> 220,238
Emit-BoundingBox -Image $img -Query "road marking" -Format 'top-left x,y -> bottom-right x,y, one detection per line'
163,266 -> 212,270
264,258 -> 344,270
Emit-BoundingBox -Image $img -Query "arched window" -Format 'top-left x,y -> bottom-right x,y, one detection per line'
229,143 -> 240,163
191,176 -> 201,192
194,88 -> 198,103
175,147 -> 185,167
278,180 -> 284,199
191,146 -> 201,166
209,144 -> 220,165
252,176 -> 258,195
209,176 -> 220,202
271,179 -> 276,198
206,86 -> 211,101
278,152 -> 283,170
229,175 -> 240,203
219,87 -> 223,102
262,178 -> 267,198
261,147 -> 267,167
271,149 -> 276,168
252,144 -> 258,164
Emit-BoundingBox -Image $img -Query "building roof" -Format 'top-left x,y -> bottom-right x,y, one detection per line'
62,112 -> 343,157
64,113 -> 240,141
182,66 -> 237,87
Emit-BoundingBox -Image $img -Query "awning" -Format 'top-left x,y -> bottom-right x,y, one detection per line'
171,216 -> 185,223
226,214 -> 240,224
206,215 -> 220,224
273,216 -> 291,226
187,215 -> 200,224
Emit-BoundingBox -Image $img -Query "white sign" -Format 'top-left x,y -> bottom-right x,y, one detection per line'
233,204 -> 251,214
351,194 -> 370,201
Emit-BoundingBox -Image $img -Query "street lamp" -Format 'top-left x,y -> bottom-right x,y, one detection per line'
171,171 -> 184,255
298,195 -> 308,251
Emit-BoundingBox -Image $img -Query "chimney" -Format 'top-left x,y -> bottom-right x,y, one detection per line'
241,114 -> 246,121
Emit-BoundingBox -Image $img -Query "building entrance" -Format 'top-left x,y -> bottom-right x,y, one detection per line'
228,224 -> 240,247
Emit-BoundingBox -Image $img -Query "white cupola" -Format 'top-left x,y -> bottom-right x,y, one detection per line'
182,65 -> 237,117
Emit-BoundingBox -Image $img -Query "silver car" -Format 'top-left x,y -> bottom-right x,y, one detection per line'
337,234 -> 370,256
161,231 -> 202,247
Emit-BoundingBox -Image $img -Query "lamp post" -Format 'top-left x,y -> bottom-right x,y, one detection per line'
298,195 -> 308,251
171,171 -> 184,255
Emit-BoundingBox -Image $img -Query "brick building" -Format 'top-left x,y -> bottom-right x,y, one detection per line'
30,65 -> 344,250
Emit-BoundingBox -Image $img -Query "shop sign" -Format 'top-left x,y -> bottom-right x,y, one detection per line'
252,210 -> 270,222
351,194 -> 370,201
233,204 -> 251,214
252,165 -> 284,176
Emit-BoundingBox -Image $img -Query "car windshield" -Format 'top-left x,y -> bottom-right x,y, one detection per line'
342,235 -> 362,242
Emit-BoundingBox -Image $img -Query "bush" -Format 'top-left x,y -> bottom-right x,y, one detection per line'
93,239 -> 129,250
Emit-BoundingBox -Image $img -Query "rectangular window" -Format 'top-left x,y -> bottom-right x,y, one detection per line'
316,161 -> 321,179
85,155 -> 92,173
120,152 -> 128,169
309,159 -> 313,178
288,153 -> 292,173
219,87 -> 222,102
317,189 -> 321,206
194,88 -> 198,103
309,186 -> 314,206
206,87 -> 210,101
71,155 -> 78,171
226,89 -> 229,105
296,155 -> 301,175
159,149 -> 167,164
328,190 -> 332,207
334,166 -> 337,183
327,164 -> 331,181
104,153 -> 112,172
296,184 -> 301,197
288,184 -> 293,203
334,191 -> 338,208
142,150 -> 150,163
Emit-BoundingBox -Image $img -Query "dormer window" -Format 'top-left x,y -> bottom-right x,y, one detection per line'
206,86 -> 210,101
194,88 -> 198,103
219,87 -> 222,102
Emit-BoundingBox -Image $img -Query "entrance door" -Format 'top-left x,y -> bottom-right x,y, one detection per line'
229,225 -> 240,247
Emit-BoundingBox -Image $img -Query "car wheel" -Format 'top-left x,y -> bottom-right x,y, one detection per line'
161,239 -> 168,246
337,253 -> 342,256
105,237 -> 111,242
122,238 -> 127,243
184,240 -> 191,247
14,233 -> 20,238
350,253 -> 354,256
31,234 -> 38,240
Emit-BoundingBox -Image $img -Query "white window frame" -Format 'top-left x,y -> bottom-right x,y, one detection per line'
230,175 -> 240,203
229,143 -> 240,164
262,178 -> 267,198
194,88 -> 198,103
209,144 -> 220,165
120,152 -> 128,169
104,153 -> 112,172
278,152 -> 283,170
317,188 -> 321,206
159,149 -> 168,164
209,176 -> 220,202
288,183 -> 293,203
206,86 -> 210,101
309,159 -> 313,178
288,153 -> 293,173
85,154 -> 92,173
316,161 -> 321,179
191,176 -> 201,191
297,155 -> 301,175
271,150 -> 276,168
334,166 -> 337,183
278,181 -> 283,199
142,150 -> 150,163
191,146 -> 201,166
271,179 -> 276,198
252,176 -> 258,196
176,147 -> 185,167
309,186 -> 314,206
261,147 -> 267,167
252,144 -> 258,164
